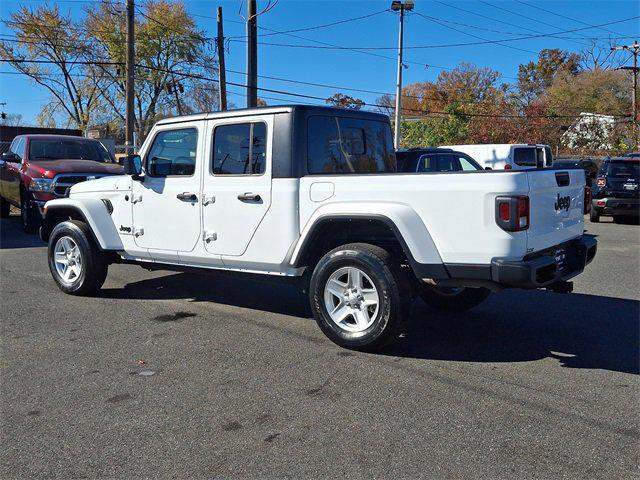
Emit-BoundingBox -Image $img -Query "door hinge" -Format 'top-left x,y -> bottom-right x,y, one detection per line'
133,226 -> 145,237
132,193 -> 142,204
202,194 -> 215,206
203,231 -> 217,243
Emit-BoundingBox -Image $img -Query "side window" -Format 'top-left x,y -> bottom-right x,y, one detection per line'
212,122 -> 267,175
513,148 -> 537,167
307,116 -> 395,174
10,138 -> 24,160
146,128 -> 198,176
458,155 -> 480,171
418,154 -> 438,172
544,146 -> 553,167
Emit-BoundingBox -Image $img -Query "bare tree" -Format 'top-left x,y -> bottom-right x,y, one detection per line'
0,5 -> 110,131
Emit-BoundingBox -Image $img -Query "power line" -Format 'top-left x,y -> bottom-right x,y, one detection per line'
514,0 -> 622,37
412,12 -> 537,55
225,15 -> 640,50
225,8 -> 389,39
475,0 -> 592,48
2,58 -> 630,119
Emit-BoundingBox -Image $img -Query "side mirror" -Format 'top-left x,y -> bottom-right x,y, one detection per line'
485,166 -> 492,170
123,154 -> 142,176
1,152 -> 19,163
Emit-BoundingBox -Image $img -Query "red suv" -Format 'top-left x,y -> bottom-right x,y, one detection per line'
0,135 -> 123,232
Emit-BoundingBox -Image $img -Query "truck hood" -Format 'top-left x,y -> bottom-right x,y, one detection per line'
70,175 -> 131,195
30,160 -> 124,178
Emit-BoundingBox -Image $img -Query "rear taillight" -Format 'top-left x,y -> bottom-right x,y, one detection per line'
584,187 -> 591,214
596,200 -> 606,207
504,164 -> 512,171
596,177 -> 606,188
496,196 -> 529,232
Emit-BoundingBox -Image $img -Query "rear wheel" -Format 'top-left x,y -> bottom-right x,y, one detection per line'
589,208 -> 600,223
20,192 -> 40,233
309,243 -> 409,351
420,286 -> 490,313
0,197 -> 10,218
48,220 -> 108,295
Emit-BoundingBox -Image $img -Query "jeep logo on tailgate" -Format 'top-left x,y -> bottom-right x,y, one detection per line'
554,193 -> 571,211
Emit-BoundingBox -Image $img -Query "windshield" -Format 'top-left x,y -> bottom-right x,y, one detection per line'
28,138 -> 114,163
606,161 -> 640,178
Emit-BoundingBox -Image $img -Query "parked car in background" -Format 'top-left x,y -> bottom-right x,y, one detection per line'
623,152 -> 640,158
590,157 -> 639,223
552,158 -> 599,187
440,144 -> 553,170
396,148 -> 483,173
0,135 -> 123,232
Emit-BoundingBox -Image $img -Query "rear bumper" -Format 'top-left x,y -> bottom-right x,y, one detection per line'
490,236 -> 597,288
592,197 -> 639,216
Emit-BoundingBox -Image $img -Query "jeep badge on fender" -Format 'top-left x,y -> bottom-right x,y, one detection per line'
555,193 -> 571,211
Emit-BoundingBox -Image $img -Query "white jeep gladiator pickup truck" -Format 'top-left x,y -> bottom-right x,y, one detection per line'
40,106 -> 597,350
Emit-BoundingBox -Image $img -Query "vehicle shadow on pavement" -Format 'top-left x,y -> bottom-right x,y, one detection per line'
100,271 -> 312,318
102,271 -> 639,376
388,289 -> 640,375
0,216 -> 45,249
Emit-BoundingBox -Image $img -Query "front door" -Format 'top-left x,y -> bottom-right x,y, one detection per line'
1,137 -> 25,204
132,124 -> 203,254
202,114 -> 273,256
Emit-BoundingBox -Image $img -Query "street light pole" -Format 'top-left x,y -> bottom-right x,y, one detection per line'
612,41 -> 639,150
392,0 -> 413,149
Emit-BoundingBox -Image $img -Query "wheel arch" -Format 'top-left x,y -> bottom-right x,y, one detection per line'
41,198 -> 123,251
290,209 -> 447,280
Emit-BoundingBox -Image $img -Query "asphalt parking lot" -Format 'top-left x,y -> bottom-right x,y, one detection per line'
1,214 -> 638,479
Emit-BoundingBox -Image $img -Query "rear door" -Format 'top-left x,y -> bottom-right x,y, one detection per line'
526,169 -> 585,253
202,114 -> 273,256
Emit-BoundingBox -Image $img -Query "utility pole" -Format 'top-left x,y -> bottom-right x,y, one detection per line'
169,75 -> 183,116
125,0 -> 135,154
391,0 -> 414,149
246,0 -> 258,108
216,6 -> 227,111
612,41 -> 639,150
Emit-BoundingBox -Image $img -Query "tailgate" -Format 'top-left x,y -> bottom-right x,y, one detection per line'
527,169 -> 585,253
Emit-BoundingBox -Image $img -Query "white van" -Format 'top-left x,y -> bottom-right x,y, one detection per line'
440,144 -> 553,170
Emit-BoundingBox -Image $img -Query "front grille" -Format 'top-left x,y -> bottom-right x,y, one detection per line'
52,174 -> 111,197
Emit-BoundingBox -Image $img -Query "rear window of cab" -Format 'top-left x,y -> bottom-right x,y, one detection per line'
307,115 -> 396,174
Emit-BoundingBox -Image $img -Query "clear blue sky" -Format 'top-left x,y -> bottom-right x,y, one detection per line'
1,0 -> 639,124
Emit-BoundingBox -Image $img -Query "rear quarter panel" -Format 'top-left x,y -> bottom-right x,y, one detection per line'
298,172 -> 531,265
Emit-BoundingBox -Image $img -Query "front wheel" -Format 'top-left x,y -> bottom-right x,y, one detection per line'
309,243 -> 410,351
48,220 -> 108,296
420,286 -> 490,313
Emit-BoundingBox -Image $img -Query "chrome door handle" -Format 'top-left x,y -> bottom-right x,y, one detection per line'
177,192 -> 197,202
237,192 -> 261,202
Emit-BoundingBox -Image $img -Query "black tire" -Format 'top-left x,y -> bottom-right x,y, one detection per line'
47,220 -> 108,296
0,196 -> 10,218
420,286 -> 490,313
309,243 -> 410,351
20,192 -> 40,233
589,209 -> 600,223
